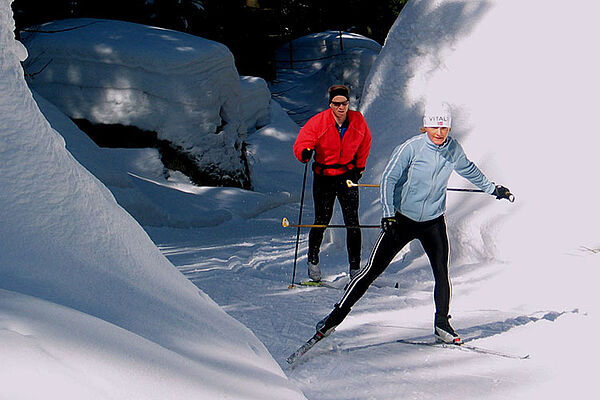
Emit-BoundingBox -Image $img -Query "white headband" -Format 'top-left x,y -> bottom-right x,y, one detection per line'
423,115 -> 451,128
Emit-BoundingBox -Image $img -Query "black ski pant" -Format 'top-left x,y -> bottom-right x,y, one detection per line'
331,213 -> 450,324
308,173 -> 361,270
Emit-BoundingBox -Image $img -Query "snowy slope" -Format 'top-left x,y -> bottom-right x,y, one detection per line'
0,2 -> 304,399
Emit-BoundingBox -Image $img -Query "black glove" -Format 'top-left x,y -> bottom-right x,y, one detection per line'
300,148 -> 314,163
381,217 -> 398,234
351,168 -> 364,183
492,185 -> 514,202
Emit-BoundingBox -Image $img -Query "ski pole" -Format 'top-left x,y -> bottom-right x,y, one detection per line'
282,217 -> 380,229
289,163 -> 309,289
347,180 -> 487,193
346,179 -> 379,188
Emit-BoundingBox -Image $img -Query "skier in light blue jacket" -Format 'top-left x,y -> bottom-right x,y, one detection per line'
314,103 -> 513,345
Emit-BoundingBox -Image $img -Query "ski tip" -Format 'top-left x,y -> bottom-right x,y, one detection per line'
282,217 -> 290,227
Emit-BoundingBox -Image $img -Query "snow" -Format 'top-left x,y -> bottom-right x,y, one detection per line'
271,30 -> 381,124
0,2 -> 303,399
360,0 -> 599,259
2,0 -> 599,399
21,18 -> 271,186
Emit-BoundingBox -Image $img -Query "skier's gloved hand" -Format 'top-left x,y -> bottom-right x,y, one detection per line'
381,216 -> 398,235
300,148 -> 314,163
492,185 -> 514,202
350,168 -> 364,184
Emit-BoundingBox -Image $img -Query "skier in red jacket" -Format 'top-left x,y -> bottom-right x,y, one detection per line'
293,85 -> 372,282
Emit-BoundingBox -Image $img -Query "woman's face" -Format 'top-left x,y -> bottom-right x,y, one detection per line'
424,126 -> 450,146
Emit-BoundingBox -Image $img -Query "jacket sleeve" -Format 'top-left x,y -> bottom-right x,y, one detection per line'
380,142 -> 413,218
453,142 -> 495,194
293,117 -> 318,162
354,116 -> 372,169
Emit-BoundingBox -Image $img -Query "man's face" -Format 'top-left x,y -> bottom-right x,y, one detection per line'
424,126 -> 450,146
330,95 -> 349,120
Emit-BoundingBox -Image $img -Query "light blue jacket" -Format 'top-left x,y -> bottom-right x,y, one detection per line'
381,133 -> 495,221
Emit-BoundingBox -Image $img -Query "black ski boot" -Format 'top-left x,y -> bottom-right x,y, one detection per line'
434,314 -> 463,345
316,306 -> 346,337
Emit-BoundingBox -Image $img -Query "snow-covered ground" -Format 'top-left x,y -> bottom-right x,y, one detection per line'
2,0 -> 599,399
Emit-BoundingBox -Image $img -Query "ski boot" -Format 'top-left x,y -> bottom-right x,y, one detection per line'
316,306 -> 346,337
307,252 -> 321,282
434,314 -> 463,345
307,261 -> 321,282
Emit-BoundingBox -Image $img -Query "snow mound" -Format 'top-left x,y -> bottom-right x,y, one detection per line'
21,18 -> 271,188
360,0 -> 600,262
0,3 -> 303,398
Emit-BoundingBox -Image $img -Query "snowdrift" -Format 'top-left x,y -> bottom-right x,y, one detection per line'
21,18 -> 271,188
360,0 -> 600,262
0,2 -> 304,398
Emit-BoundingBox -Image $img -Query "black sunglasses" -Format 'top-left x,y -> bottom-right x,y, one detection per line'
331,100 -> 349,107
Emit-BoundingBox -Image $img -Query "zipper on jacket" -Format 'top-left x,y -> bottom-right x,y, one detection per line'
420,147 -> 441,221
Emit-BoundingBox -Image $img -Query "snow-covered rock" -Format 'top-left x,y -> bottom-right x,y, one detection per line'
21,18 -> 271,188
0,2 -> 304,398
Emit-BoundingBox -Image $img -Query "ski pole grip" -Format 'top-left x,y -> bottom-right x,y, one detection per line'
346,179 -> 356,187
282,217 -> 290,227
508,193 -> 515,203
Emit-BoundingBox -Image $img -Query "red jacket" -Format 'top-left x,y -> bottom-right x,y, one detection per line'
293,109 -> 371,176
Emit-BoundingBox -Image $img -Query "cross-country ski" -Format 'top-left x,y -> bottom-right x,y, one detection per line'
286,331 -> 330,364
397,339 -> 530,360
294,280 -> 342,290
